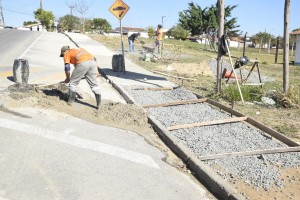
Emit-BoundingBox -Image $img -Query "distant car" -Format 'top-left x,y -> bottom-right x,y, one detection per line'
4,26 -> 14,29
113,6 -> 126,11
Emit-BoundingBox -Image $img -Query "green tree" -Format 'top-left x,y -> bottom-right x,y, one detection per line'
91,18 -> 112,33
58,15 -> 80,32
147,26 -> 155,38
34,8 -> 55,30
251,32 -> 273,48
222,2 -> 239,36
167,24 -> 189,40
23,21 -> 38,26
178,2 -> 239,36
84,19 -> 93,32
179,2 -> 204,36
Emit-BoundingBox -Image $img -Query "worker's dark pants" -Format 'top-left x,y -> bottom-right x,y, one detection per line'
155,40 -> 162,54
69,60 -> 100,95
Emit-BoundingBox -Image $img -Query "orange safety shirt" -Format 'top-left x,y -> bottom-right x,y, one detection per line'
63,48 -> 94,65
156,29 -> 163,41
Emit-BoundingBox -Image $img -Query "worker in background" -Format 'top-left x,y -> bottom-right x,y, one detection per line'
128,32 -> 140,52
59,46 -> 101,109
155,24 -> 163,54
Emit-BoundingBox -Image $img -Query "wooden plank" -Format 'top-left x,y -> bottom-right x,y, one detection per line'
196,96 -> 300,147
152,70 -> 196,81
242,83 -> 264,86
133,87 -> 174,91
167,117 -> 247,131
198,146 -> 300,161
143,98 -> 207,109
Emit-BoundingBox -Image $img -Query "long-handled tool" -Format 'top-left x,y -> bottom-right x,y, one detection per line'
224,39 -> 245,105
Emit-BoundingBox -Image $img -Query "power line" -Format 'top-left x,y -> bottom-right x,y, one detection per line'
3,8 -> 33,16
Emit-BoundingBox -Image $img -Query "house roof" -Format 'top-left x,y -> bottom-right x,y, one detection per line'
23,23 -> 40,28
230,37 -> 244,43
290,30 -> 300,35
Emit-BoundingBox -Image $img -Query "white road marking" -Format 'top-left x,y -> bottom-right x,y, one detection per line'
0,118 -> 160,169
0,196 -> 11,200
18,32 -> 45,59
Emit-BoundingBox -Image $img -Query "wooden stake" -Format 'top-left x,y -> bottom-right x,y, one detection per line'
167,116 -> 247,131
198,146 -> 300,161
143,98 -> 207,109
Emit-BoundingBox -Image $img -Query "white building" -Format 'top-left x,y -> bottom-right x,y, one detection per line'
291,30 -> 300,65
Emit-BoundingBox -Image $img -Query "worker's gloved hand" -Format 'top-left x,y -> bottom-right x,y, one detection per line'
64,78 -> 70,83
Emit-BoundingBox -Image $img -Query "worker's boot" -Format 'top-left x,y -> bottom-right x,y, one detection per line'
95,93 -> 101,110
68,90 -> 76,105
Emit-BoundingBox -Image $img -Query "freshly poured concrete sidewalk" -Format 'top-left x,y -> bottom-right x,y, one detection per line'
67,33 -> 176,90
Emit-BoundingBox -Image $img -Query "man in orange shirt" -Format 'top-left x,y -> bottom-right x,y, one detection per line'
155,24 -> 163,54
60,46 -> 101,109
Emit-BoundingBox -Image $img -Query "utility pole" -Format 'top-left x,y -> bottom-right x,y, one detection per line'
40,0 -> 43,10
70,5 -> 75,15
161,16 -> 166,27
283,0 -> 290,94
216,0 -> 224,93
66,2 -> 75,16
0,0 -> 5,26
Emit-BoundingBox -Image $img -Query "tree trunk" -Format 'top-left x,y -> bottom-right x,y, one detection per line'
283,0 -> 290,94
216,0 -> 224,93
275,37 -> 280,64
259,37 -> 263,54
268,38 -> 271,54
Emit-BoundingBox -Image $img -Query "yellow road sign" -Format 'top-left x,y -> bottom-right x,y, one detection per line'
109,0 -> 130,20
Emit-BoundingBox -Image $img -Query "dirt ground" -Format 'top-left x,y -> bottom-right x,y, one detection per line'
156,61 -> 214,77
234,168 -> 300,200
0,83 -> 187,173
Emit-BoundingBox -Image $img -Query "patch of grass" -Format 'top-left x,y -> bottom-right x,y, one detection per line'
222,84 -> 263,102
275,123 -> 299,138
287,84 -> 300,105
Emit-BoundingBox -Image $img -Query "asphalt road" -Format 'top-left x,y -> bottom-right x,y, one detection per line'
0,29 -> 41,65
0,30 -> 212,200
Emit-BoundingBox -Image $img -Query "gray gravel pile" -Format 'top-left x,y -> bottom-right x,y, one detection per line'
209,59 -> 276,83
147,105 -> 285,156
123,85 -> 197,106
124,85 -> 300,190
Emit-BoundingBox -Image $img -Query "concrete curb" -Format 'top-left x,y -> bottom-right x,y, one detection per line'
62,32 -> 80,48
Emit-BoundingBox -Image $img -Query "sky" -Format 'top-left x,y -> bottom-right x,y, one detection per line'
1,0 -> 300,37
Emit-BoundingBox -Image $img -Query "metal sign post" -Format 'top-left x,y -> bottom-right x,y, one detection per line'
119,19 -> 125,73
109,0 -> 130,73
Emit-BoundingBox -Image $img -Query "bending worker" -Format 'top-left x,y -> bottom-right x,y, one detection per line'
128,32 -> 140,52
60,46 -> 101,109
